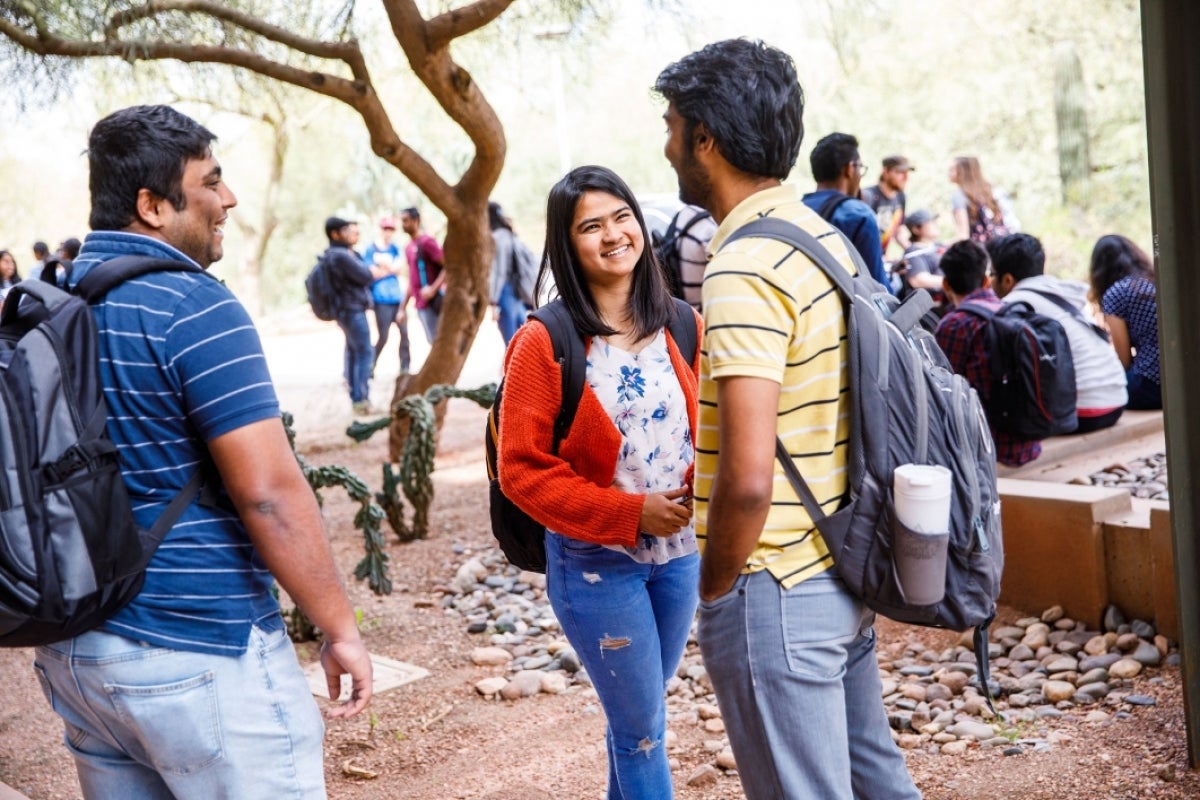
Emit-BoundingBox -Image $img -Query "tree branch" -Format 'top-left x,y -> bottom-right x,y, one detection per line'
0,20 -> 365,103
103,0 -> 352,61
426,0 -> 516,51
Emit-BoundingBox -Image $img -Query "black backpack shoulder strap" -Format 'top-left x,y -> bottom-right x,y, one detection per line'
666,296 -> 698,364
956,301 -> 994,321
1024,288 -> 1111,342
72,254 -> 212,558
816,192 -> 852,223
528,301 -> 586,453
75,255 -> 205,302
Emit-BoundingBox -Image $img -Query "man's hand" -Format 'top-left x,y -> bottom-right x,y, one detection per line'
419,284 -> 438,302
639,486 -> 692,537
320,635 -> 373,719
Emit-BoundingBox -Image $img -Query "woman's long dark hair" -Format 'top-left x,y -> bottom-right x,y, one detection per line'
1088,234 -> 1154,305
540,165 -> 673,341
0,250 -> 21,283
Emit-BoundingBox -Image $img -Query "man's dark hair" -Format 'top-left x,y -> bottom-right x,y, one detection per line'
987,232 -> 1045,284
653,38 -> 804,180
32,241 -> 49,258
809,132 -> 859,183
542,165 -> 673,342
488,201 -> 513,233
58,238 -> 81,260
401,207 -> 420,222
87,105 -> 217,232
940,240 -> 990,296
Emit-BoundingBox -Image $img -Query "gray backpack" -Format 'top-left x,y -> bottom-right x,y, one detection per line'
0,257 -> 206,646
723,219 -> 1003,686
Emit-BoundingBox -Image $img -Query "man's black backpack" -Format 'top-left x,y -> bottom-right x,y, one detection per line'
0,257 -> 206,647
722,218 -> 1003,696
305,252 -> 340,321
958,301 -> 1078,439
653,206 -> 712,301
485,297 -> 698,572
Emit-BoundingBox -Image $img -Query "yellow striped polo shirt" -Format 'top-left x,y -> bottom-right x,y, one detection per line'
696,183 -> 856,589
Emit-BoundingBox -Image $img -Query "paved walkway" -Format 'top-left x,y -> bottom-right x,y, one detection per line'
258,306 -> 507,450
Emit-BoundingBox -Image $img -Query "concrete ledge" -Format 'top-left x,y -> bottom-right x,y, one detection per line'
997,409 -> 1164,483
996,477 -> 1177,639
997,479 -> 1131,629
0,782 -> 31,799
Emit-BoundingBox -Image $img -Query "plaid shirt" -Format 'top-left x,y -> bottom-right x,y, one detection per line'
935,288 -> 1042,467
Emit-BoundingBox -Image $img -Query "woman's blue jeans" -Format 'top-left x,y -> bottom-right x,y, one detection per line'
496,283 -> 529,346
545,532 -> 699,800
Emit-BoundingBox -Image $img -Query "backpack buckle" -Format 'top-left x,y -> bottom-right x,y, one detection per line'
43,444 -> 97,485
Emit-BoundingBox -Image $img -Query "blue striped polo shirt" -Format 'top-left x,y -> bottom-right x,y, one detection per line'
70,232 -> 282,656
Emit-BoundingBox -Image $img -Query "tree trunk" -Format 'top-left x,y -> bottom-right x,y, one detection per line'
387,206 -> 494,460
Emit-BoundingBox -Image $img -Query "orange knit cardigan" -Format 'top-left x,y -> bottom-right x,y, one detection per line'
497,311 -> 702,547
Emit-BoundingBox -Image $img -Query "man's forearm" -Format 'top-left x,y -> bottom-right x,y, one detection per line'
245,482 -> 361,641
700,482 -> 771,600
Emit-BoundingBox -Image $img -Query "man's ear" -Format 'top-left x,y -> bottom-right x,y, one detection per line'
691,122 -> 715,156
982,273 -> 992,289
134,187 -> 168,231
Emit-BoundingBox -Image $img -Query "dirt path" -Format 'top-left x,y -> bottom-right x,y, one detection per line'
1,320 -> 1196,799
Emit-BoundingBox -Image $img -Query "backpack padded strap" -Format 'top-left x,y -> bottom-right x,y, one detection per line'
528,301 -> 586,453
887,290 -> 934,335
723,217 -> 863,301
666,297 -> 698,365
75,255 -> 204,302
956,301 -> 995,322
816,192 -> 852,222
774,437 -> 827,524
1024,288 -> 1111,342
137,468 -> 207,571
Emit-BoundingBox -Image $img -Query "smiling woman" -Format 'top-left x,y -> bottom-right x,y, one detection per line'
569,190 -> 644,308
497,165 -> 704,799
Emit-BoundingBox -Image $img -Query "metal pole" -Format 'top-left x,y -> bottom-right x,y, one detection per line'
1140,0 -> 1200,769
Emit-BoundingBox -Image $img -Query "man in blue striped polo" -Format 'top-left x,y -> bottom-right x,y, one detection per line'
36,104 -> 373,799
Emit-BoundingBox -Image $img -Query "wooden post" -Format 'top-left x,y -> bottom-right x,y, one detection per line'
1140,0 -> 1200,769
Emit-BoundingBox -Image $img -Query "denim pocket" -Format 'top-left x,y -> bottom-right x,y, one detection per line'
32,660 -> 54,707
559,536 -> 605,555
698,573 -> 747,612
106,670 -> 223,775
781,575 -> 865,679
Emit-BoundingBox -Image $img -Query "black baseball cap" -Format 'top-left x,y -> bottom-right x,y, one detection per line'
325,216 -> 354,237
904,209 -> 937,229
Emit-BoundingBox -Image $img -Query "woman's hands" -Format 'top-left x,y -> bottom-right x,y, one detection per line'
639,486 -> 693,537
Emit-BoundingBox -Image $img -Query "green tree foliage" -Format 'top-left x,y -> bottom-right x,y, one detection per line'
0,0 -> 520,458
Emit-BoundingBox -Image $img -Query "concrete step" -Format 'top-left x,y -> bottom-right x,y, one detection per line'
996,409 -> 1164,483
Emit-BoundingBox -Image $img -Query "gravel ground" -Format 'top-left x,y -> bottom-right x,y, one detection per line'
1,399 -> 1195,800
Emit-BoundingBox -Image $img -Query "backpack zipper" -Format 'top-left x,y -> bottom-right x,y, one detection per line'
950,376 -> 987,552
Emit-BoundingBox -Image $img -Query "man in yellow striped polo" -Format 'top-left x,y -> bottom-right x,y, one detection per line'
654,39 -> 922,800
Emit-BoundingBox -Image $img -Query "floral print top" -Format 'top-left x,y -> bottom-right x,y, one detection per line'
586,329 -> 697,565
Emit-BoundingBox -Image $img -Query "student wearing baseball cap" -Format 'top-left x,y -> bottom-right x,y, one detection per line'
861,154 -> 915,257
